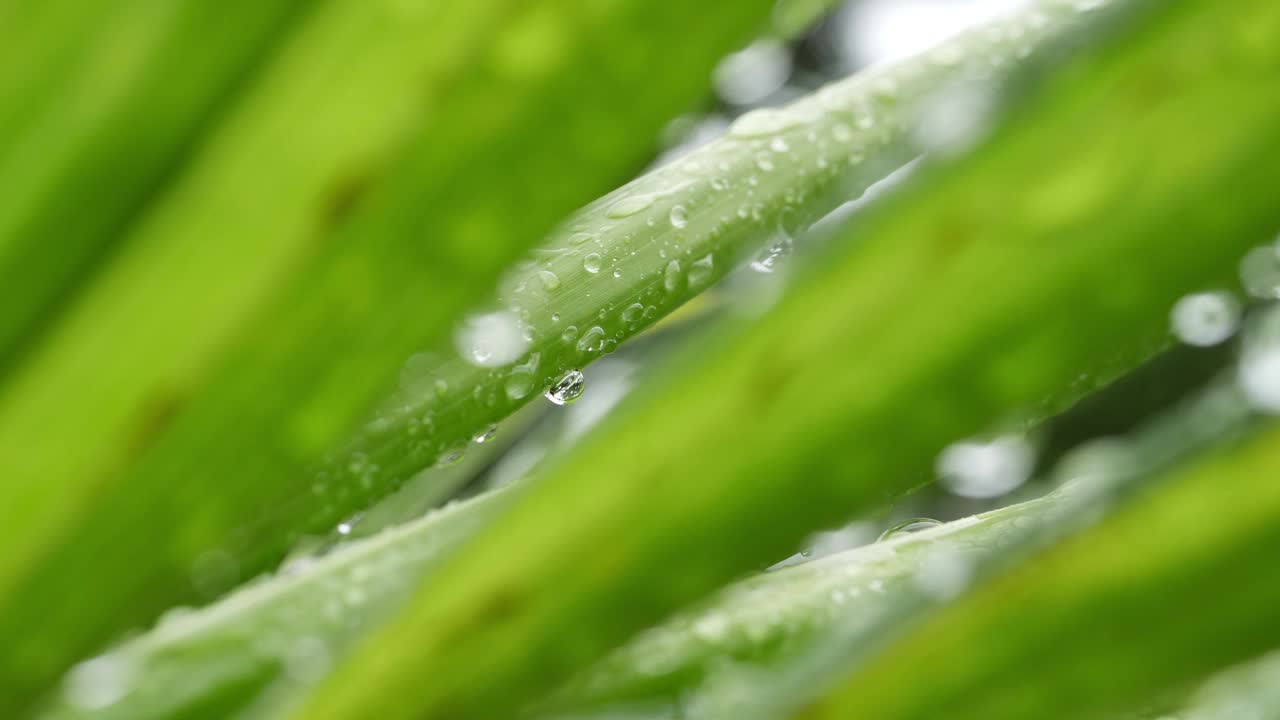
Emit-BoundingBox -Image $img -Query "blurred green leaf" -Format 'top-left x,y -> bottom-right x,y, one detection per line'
797,416 -> 1280,720
293,1 -> 1280,718
0,0 -> 309,367
0,0 -> 776,710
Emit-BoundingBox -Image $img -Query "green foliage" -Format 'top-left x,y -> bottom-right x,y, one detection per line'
5,0 -> 1280,719
0,0 -> 776,711
293,2 -> 1280,719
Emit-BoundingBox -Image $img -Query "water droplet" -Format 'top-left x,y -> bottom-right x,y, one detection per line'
1239,245 -> 1280,298
622,303 -> 645,324
607,194 -> 656,218
687,254 -> 715,288
336,512 -> 363,536
831,122 -> 853,143
437,445 -> 468,468
730,107 -> 802,138
536,270 -> 561,291
754,152 -> 776,173
577,326 -> 606,354
770,137 -> 790,153
877,518 -> 943,542
455,311 -> 530,368
936,435 -> 1034,499
568,232 -> 594,245
710,177 -> 729,191
545,370 -> 586,406
668,205 -> 689,229
474,425 -> 497,444
505,373 -> 534,400
561,325 -> 580,344
664,259 -> 683,293
750,235 -> 793,273
1170,291 -> 1240,346
63,654 -> 135,710
583,253 -> 603,274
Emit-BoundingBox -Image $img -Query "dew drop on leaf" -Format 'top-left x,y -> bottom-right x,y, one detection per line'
607,194 -> 656,218
751,236 -> 793,273
545,370 -> 586,406
669,205 -> 689,229
664,259 -> 683,293
877,518 -> 944,542
688,254 -> 715,288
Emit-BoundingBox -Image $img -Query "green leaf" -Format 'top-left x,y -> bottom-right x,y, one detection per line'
797,417 -> 1280,720
0,0 -> 309,367
0,0 -> 776,710
309,0 -> 1109,556
296,1 -> 1280,718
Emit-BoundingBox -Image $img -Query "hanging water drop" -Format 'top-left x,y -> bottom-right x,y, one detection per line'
751,235 -> 793,273
545,370 -> 586,406
877,518 -> 944,542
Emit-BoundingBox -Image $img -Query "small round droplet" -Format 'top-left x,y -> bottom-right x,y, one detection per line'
877,518 -> 944,542
770,137 -> 790,153
583,253 -> 603,274
336,512 -> 363,536
545,370 -> 586,406
754,152 -> 776,173
1170,291 -> 1240,346
669,205 -> 689,229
